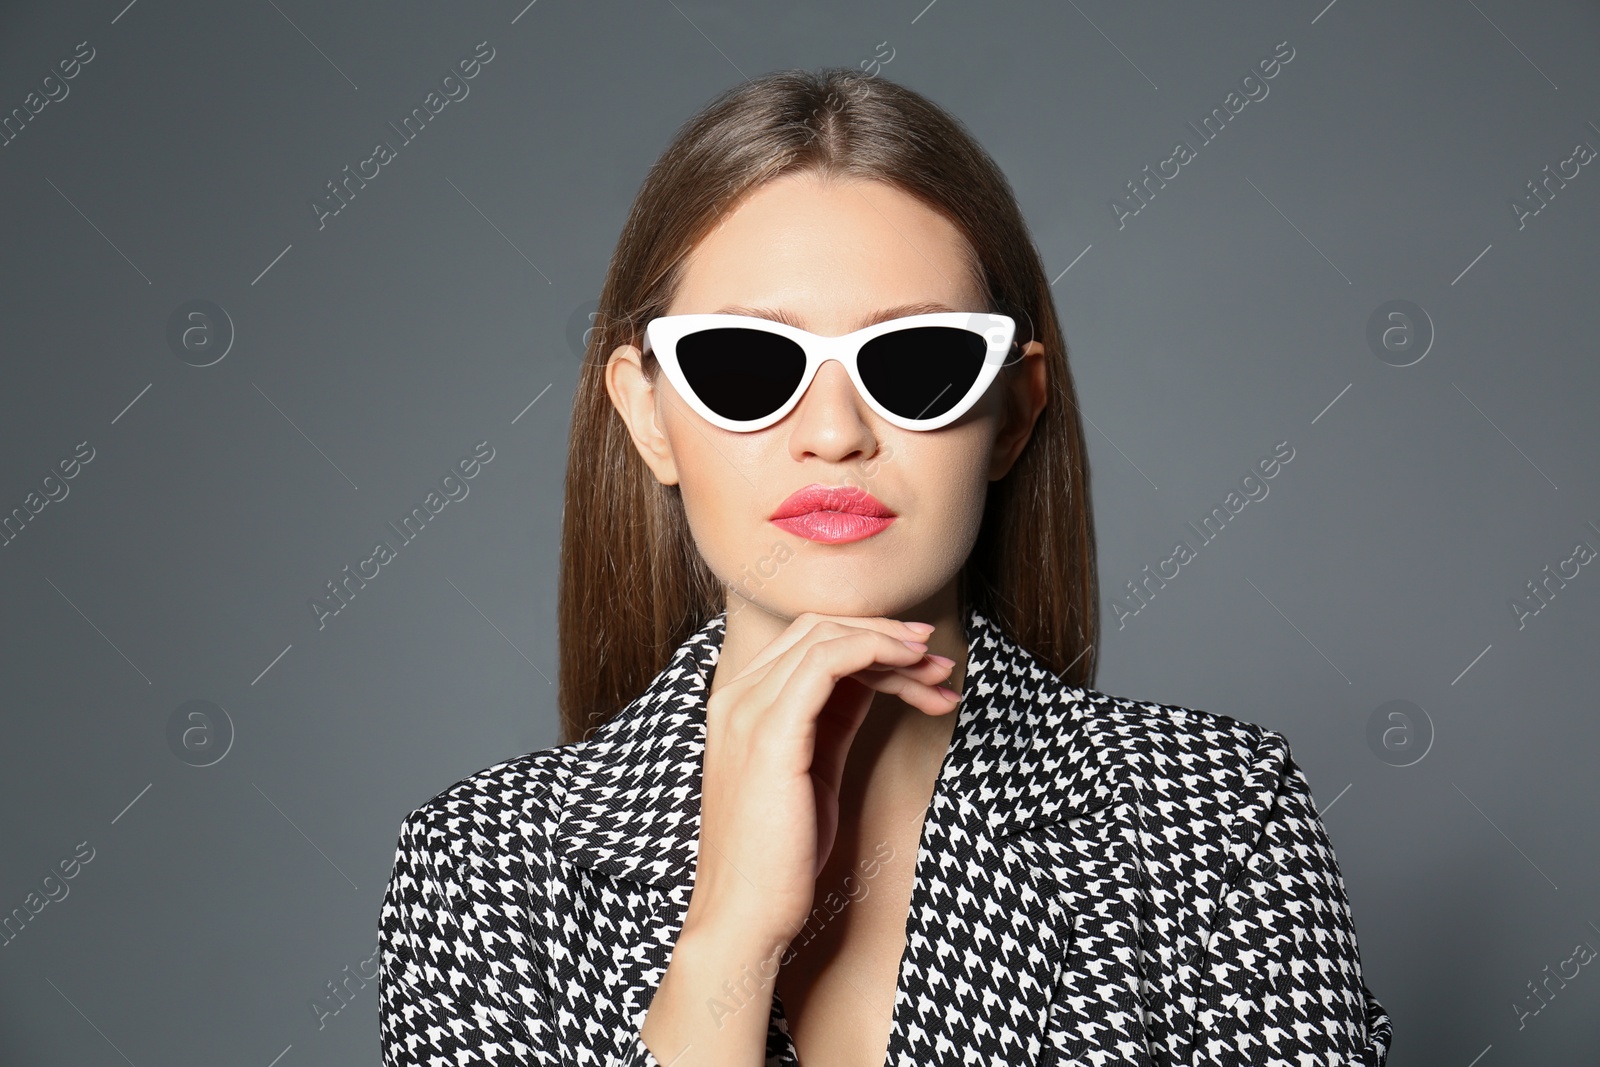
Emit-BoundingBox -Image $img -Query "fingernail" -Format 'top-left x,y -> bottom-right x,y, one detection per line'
927,653 -> 954,667
937,686 -> 960,700
901,639 -> 928,652
904,621 -> 935,634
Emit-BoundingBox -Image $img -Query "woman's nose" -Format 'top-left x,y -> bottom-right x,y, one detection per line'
785,359 -> 877,462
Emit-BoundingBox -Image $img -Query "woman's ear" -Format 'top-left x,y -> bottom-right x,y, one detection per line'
988,339 -> 1048,481
604,343 -> 681,486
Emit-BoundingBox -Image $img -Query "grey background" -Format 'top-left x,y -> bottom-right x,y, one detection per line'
1,0 -> 1596,1063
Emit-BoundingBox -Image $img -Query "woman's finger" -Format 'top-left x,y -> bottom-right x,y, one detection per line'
720,613 -> 933,688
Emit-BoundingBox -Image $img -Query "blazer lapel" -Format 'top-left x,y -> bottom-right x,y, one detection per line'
548,611 -> 721,894
881,610 -> 1155,1067
1001,785 -> 1158,1067
542,612 -> 726,1043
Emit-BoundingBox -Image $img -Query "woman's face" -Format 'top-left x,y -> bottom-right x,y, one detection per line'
606,171 -> 1045,622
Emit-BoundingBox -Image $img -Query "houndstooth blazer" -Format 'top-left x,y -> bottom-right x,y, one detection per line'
379,606 -> 1393,1066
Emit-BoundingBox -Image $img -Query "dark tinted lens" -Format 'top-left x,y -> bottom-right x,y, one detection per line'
675,327 -> 806,422
857,326 -> 987,421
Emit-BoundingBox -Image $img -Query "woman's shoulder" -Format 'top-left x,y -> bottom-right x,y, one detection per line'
970,612 -> 1302,810
1056,684 -> 1327,862
1066,683 -> 1293,769
1031,682 -> 1316,848
393,743 -> 575,866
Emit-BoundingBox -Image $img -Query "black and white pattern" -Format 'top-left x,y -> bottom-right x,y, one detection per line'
379,606 -> 1393,1065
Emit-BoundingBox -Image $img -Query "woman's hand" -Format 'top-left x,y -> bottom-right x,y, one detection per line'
640,612 -> 958,1065
684,612 -> 959,947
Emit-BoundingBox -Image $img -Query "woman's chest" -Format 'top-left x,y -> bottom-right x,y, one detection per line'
543,783 -> 1173,1066
772,833 -> 921,1066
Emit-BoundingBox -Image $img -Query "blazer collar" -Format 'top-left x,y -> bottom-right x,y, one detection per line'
550,606 -> 1120,891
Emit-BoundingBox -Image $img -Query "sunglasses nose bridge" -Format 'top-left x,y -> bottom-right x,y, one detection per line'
789,346 -> 876,420
796,351 -> 856,395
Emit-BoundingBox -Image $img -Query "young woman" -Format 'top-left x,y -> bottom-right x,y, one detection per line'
379,67 -> 1392,1066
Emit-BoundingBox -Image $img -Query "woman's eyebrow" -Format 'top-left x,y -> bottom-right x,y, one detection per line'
711,302 -> 960,330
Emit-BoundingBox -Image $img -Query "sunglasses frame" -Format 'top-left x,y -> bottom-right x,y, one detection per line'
643,311 -> 1018,432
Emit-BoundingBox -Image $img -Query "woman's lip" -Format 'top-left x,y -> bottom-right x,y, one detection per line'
771,512 -> 896,544
770,483 -> 895,520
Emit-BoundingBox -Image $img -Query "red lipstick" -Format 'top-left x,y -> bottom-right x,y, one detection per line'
770,484 -> 897,544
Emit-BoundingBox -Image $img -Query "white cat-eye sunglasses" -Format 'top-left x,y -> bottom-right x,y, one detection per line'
642,311 -> 1018,433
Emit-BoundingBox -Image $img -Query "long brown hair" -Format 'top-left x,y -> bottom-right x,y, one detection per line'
556,67 -> 1098,744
